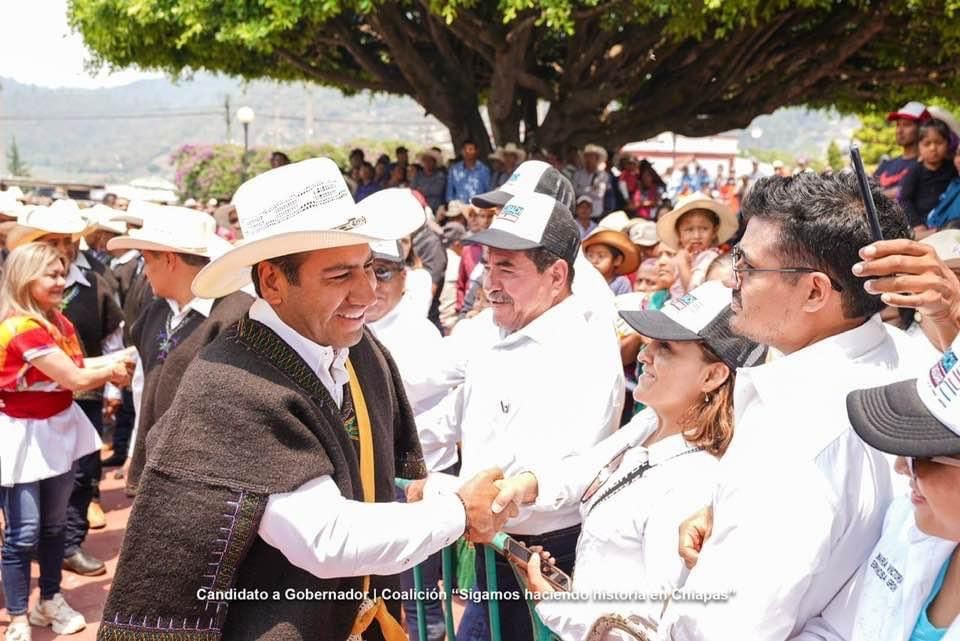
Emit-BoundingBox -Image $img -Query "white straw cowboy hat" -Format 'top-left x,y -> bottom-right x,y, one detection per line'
83,204 -> 128,236
110,200 -> 165,228
656,191 -> 738,251
0,191 -> 24,218
417,149 -> 444,165
582,144 -> 608,163
107,206 -> 228,258
8,200 -> 90,249
192,159 -> 425,298
496,143 -> 527,163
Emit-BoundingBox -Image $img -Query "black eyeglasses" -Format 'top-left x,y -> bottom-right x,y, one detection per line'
907,455 -> 960,478
731,246 -> 843,291
374,266 -> 403,282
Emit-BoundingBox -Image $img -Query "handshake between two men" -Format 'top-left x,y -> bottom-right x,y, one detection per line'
407,468 -> 538,543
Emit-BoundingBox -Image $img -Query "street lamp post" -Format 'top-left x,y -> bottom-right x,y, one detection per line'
237,106 -> 255,176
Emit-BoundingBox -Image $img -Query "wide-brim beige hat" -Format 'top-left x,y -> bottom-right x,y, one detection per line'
656,192 -> 738,251
583,144 -> 608,163
83,204 -> 128,236
417,149 -> 444,165
582,228 -> 641,275
923,229 -> 960,268
500,143 -> 527,162
108,206 -> 226,257
8,201 -> 89,249
192,160 -> 425,298
597,210 -> 630,232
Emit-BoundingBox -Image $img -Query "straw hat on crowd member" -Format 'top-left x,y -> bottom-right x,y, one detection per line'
582,227 -> 641,275
192,158 -> 426,298
0,190 -> 25,220
108,206 -> 230,258
7,201 -> 89,250
417,148 -> 444,166
655,191 -> 738,251
583,144 -> 608,163
83,204 -> 128,236
624,218 -> 659,248
597,210 -> 631,232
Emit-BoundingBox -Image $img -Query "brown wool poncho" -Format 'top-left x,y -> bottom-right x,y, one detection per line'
100,316 -> 426,641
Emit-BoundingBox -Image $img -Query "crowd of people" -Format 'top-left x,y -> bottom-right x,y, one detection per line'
0,99 -> 958,641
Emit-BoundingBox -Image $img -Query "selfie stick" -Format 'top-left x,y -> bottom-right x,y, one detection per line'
849,144 -> 884,242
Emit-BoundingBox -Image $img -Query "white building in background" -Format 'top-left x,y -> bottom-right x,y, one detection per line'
621,133 -> 771,179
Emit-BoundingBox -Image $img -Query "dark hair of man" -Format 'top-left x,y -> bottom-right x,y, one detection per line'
741,172 -> 911,319
143,250 -> 210,268
919,118 -> 952,143
525,247 -> 575,289
271,151 -> 291,165
462,139 -> 476,148
250,252 -> 309,298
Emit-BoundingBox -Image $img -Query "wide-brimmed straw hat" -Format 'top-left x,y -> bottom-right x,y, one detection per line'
7,200 -> 89,249
583,144 -> 608,163
83,204 -> 128,236
107,206 -> 228,258
0,191 -> 24,218
417,149 -> 444,165
655,191 -> 738,251
192,159 -> 425,298
582,228 -> 640,275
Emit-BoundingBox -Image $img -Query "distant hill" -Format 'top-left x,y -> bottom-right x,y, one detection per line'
0,73 -> 861,183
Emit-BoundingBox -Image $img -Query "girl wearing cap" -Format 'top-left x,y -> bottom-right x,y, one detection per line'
494,281 -> 765,640
791,338 -> 960,641
0,243 -> 132,641
656,193 -> 737,298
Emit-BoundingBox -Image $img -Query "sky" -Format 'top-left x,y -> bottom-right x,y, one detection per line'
0,0 -> 160,88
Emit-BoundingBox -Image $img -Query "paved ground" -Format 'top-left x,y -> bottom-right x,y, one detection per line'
1,471 -> 132,641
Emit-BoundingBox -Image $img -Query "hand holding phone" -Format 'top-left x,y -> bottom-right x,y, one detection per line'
502,536 -> 572,592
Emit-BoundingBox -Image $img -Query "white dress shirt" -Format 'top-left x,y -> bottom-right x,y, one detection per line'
367,301 -> 454,471
659,316 -> 938,641
790,497 -> 960,641
531,410 -> 721,640
250,298 -> 466,579
417,294 -> 623,535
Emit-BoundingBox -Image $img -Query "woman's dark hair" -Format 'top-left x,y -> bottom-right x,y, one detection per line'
920,118 -> 952,143
741,172 -> 912,319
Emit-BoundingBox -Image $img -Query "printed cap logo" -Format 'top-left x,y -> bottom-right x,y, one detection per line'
500,203 -> 524,222
669,293 -> 700,312
507,170 -> 522,184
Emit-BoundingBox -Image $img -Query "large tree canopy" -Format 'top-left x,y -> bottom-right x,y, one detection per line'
70,0 -> 960,156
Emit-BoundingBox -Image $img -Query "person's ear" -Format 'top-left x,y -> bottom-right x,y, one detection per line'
701,361 -> 730,395
801,272 -> 833,313
550,259 -> 569,293
613,253 -> 624,269
257,262 -> 288,306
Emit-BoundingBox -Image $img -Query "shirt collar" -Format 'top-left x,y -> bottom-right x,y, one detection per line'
736,314 -> 888,403
110,249 -> 140,268
165,296 -> 215,319
498,294 -> 584,347
646,431 -> 704,466
74,252 -> 92,271
65,262 -> 91,288
248,298 -> 349,385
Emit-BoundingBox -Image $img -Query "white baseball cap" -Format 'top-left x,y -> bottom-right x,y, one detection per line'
463,191 -> 581,265
847,334 -> 960,457
471,160 -> 576,212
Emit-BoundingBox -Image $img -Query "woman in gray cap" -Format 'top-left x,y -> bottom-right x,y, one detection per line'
791,335 -> 960,641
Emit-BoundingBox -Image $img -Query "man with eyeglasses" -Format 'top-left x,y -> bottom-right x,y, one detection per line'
659,171 -> 942,640
789,334 -> 960,640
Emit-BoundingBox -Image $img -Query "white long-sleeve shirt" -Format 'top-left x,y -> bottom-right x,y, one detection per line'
790,497 -> 959,641
531,410 -> 720,641
368,300 -> 454,471
417,294 -> 623,536
659,316 -> 937,641
249,298 -> 466,578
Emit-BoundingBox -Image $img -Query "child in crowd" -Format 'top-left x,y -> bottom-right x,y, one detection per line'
583,228 -> 640,296
900,118 -> 959,235
574,195 -> 597,240
927,143 -> 960,230
655,192 -> 737,297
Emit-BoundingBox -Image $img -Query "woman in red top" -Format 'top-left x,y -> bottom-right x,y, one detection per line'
0,242 -> 131,641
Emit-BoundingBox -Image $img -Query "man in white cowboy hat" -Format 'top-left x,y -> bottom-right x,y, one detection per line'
81,204 -> 129,265
411,148 -> 447,213
414,190 -> 623,641
104,206 -> 253,493
101,159 -> 513,641
573,144 -> 609,219
9,202 -> 127,577
490,142 -> 527,189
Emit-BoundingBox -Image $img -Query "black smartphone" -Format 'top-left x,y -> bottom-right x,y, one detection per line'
849,144 -> 884,242
503,536 -> 573,592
